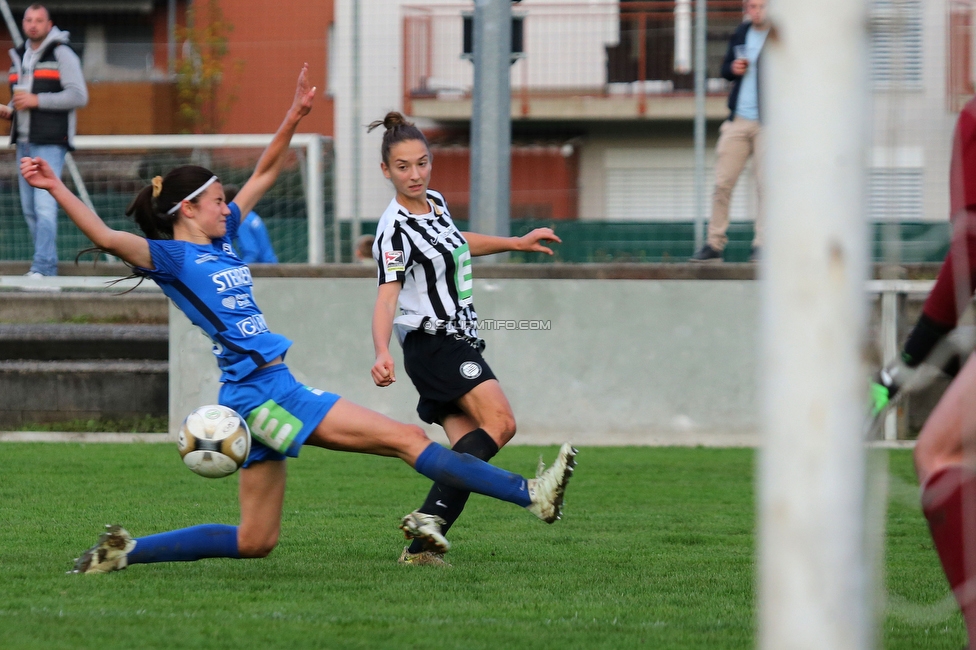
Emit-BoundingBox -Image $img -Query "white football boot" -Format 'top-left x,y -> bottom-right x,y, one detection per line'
527,443 -> 578,523
69,524 -> 136,574
399,511 -> 450,553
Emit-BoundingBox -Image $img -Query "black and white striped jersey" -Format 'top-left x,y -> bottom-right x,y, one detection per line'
373,189 -> 478,344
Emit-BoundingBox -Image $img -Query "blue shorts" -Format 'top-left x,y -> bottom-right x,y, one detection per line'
219,363 -> 341,467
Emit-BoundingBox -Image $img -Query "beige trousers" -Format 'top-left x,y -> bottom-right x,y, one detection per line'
707,116 -> 764,251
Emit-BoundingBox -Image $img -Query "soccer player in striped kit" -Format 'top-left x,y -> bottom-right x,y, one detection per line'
368,112 -> 566,565
21,71 -> 576,574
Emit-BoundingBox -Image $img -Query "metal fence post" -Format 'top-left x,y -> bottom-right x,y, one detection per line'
693,0 -> 707,251
469,0 -> 512,259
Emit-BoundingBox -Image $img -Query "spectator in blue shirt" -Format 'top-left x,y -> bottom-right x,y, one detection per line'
689,0 -> 768,264
224,185 -> 278,264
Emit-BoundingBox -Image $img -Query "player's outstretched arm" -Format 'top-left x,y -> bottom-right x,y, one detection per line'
20,157 -> 152,269
462,228 -> 561,257
234,64 -> 316,216
371,282 -> 401,387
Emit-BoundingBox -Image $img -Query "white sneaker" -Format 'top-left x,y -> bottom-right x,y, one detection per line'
22,270 -> 61,292
69,524 -> 136,574
399,511 -> 450,553
527,443 -> 578,523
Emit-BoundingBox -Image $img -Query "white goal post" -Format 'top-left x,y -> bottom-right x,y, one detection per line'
69,134 -> 331,264
759,0 -> 871,647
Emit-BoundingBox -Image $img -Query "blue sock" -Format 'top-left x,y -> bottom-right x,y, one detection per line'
414,443 -> 531,507
127,524 -> 240,564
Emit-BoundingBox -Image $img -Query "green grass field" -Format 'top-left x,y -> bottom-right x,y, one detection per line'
0,445 -> 965,649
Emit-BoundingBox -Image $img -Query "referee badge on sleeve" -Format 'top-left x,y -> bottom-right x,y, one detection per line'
384,250 -> 405,273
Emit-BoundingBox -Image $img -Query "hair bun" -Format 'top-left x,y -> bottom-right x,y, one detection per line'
151,176 -> 163,198
384,111 -> 407,130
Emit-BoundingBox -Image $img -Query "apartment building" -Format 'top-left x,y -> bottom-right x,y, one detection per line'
332,0 -> 970,239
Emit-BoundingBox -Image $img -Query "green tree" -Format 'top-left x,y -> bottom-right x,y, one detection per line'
175,0 -> 240,133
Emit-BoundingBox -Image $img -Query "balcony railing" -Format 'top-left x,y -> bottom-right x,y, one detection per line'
402,1 -> 745,118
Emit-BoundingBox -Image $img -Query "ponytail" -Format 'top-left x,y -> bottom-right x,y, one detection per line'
125,165 -> 218,240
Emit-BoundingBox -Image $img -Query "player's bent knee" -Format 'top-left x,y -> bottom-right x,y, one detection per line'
397,422 -> 426,440
495,415 -> 516,445
480,407 -> 516,445
914,425 -> 962,483
237,530 -> 279,558
397,423 -> 437,464
239,539 -> 277,559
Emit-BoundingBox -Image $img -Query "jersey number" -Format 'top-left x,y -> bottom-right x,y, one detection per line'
453,243 -> 473,306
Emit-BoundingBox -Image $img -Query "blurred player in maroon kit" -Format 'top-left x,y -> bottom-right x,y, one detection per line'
874,96 -> 976,647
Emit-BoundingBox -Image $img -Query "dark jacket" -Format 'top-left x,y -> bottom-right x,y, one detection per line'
721,21 -> 764,122
8,26 -> 87,149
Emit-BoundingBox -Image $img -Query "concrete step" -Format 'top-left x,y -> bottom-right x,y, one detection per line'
0,324 -> 168,360
0,295 -> 169,426
0,360 -> 168,427
0,290 -> 168,324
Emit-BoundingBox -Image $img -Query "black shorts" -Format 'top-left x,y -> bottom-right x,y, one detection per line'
402,330 -> 497,424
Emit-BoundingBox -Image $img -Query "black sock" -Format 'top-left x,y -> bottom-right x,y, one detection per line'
408,428 -> 499,554
902,313 -> 953,367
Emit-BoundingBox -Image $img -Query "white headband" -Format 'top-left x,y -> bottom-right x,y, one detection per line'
166,175 -> 219,215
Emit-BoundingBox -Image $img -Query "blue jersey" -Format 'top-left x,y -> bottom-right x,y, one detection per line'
137,202 -> 292,382
234,211 -> 278,264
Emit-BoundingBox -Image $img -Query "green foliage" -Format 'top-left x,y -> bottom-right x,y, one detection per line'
175,0 -> 240,134
0,446 -> 964,648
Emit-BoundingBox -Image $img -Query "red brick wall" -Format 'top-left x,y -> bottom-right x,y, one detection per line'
211,0 -> 334,136
0,1 -> 336,137
429,145 -> 580,220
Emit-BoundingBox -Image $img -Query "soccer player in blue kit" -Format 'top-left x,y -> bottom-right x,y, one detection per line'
19,65 -> 577,574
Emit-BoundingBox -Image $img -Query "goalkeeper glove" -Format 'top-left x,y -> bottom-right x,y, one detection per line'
870,360 -> 910,416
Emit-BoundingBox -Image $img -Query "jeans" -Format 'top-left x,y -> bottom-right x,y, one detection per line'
16,142 -> 66,276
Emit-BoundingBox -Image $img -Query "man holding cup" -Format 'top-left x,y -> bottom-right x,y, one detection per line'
690,0 -> 768,263
0,3 -> 87,277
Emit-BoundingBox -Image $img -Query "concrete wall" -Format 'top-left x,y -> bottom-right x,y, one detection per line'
170,277 -> 760,446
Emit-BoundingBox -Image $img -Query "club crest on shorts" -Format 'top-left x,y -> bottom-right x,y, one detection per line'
384,250 -> 405,273
459,361 -> 482,379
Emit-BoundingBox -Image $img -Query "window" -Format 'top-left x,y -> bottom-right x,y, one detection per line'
870,0 -> 923,90
869,168 -> 924,220
105,22 -> 153,70
869,146 -> 924,220
604,148 -> 755,221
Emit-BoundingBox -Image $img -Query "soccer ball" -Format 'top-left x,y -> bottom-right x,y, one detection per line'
178,405 -> 251,478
